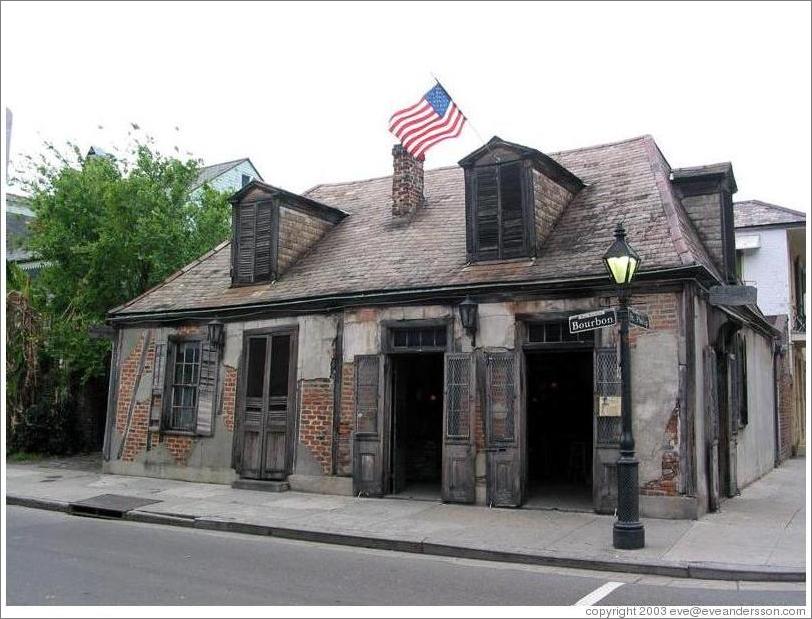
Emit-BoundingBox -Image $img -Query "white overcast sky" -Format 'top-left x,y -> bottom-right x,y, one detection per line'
2,1 -> 810,212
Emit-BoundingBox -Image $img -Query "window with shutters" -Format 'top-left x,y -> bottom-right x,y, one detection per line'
164,338 -> 202,433
470,161 -> 531,261
232,200 -> 276,285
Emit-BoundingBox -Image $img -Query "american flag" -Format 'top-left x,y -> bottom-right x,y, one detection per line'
389,83 -> 466,160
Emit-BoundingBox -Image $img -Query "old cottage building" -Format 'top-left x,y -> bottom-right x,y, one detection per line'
103,135 -> 781,519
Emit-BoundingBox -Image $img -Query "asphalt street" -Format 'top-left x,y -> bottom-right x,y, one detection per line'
5,506 -> 806,606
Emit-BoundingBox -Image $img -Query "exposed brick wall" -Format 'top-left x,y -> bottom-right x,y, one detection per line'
640,406 -> 680,496
533,169 -> 573,248
299,378 -> 334,474
392,144 -> 424,217
158,434 -> 195,465
337,362 -> 355,476
777,351 -> 793,462
121,402 -> 151,461
623,292 -> 679,346
116,332 -> 149,434
222,365 -> 238,432
277,206 -> 333,274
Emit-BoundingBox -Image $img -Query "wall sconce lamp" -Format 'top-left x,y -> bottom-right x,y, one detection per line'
207,319 -> 225,349
459,297 -> 479,348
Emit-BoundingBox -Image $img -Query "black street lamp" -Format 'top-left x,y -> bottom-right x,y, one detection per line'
603,223 -> 645,550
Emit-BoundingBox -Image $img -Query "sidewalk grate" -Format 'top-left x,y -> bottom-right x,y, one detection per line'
69,494 -> 161,519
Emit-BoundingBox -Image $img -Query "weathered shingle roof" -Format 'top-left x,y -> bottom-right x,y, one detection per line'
111,135 -> 720,317
734,200 -> 806,229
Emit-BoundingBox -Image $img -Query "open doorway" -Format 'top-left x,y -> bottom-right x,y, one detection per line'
388,353 -> 444,500
525,349 -> 593,511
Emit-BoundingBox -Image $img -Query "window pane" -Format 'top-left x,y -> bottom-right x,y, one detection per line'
246,337 -> 267,398
393,329 -> 408,347
435,327 -> 447,348
269,335 -> 291,397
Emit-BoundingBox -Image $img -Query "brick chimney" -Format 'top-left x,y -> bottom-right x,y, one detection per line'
392,144 -> 424,217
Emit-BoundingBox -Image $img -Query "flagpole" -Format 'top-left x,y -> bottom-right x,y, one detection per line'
430,72 -> 500,163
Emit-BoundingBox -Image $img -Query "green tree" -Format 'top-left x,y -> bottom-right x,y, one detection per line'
24,141 -> 231,379
7,136 -> 232,454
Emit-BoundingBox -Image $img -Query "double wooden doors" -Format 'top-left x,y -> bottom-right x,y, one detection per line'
236,328 -> 297,480
352,352 -> 476,503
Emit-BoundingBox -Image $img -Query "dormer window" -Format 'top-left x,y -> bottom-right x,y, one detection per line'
472,161 -> 529,260
233,199 -> 276,284
459,137 -> 584,263
230,180 -> 348,287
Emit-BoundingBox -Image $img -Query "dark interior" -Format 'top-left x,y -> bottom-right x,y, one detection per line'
390,353 -> 444,495
526,350 -> 593,495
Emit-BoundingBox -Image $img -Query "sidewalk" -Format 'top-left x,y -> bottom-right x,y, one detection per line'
5,457 -> 806,582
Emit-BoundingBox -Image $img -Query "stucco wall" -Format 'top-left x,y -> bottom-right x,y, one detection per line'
738,228 -> 790,317
105,314 -> 339,484
735,328 -> 777,489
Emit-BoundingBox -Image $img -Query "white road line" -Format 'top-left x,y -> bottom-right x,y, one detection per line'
573,581 -> 625,606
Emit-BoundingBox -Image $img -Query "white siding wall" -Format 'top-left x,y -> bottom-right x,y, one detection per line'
190,160 -> 261,200
736,329 -> 777,488
737,228 -> 790,317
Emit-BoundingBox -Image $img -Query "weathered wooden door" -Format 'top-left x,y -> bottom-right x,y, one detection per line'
485,351 -> 523,507
352,354 -> 387,496
442,353 -> 476,503
238,331 -> 296,480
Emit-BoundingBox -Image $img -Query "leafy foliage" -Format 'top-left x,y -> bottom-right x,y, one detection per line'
7,135 -> 232,453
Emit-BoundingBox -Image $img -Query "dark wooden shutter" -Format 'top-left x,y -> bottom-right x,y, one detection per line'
499,162 -> 525,258
254,203 -> 273,281
149,339 -> 167,432
595,346 -> 621,445
236,204 -> 256,284
196,340 -> 218,436
353,355 -> 385,496
442,353 -> 475,503
474,166 -> 499,259
485,351 -> 522,507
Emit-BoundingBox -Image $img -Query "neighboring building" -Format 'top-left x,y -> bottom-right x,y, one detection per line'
3,155 -> 263,275
4,192 -> 44,275
734,200 -> 806,458
103,135 -> 781,520
189,158 -> 262,200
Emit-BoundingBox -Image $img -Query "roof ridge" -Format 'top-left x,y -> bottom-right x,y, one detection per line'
304,136 -> 652,195
303,164 -> 459,196
108,239 -> 232,315
549,134 -> 652,156
199,157 -> 249,171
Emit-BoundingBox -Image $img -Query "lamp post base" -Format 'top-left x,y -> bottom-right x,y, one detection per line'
613,520 -> 645,549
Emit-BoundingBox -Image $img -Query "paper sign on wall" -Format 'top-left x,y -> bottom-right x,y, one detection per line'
599,396 -> 621,417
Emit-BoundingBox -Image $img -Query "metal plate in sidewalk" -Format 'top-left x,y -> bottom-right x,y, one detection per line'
69,494 -> 162,518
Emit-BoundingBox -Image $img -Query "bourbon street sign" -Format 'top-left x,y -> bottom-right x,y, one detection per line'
628,308 -> 650,330
569,309 -> 617,334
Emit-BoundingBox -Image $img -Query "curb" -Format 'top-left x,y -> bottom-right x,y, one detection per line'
7,495 -> 805,583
